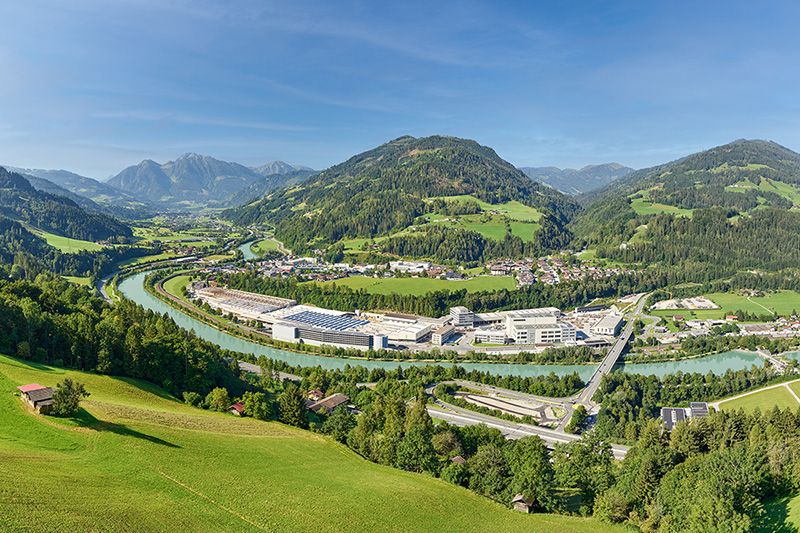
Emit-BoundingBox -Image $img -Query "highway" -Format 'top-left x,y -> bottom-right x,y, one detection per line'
574,293 -> 649,407
424,382 -> 629,459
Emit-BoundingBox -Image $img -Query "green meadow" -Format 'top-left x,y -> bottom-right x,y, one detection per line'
648,290 -> 800,320
630,197 -> 694,217
162,274 -> 194,303
431,195 -> 543,221
250,238 -> 280,254
24,224 -> 103,252
311,275 -> 517,296
718,382 -> 800,413
0,354 -> 627,533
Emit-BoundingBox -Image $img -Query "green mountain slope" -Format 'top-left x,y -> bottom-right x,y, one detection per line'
0,167 -> 132,242
0,354 -> 624,533
223,135 -> 580,256
577,139 -> 800,209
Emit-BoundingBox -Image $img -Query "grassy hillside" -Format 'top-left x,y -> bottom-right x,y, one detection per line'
0,354 -> 626,532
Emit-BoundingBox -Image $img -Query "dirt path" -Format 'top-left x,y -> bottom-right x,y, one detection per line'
710,377 -> 800,409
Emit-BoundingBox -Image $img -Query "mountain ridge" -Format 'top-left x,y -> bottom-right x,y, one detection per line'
520,163 -> 634,196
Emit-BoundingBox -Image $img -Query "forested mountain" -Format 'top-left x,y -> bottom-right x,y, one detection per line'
223,169 -> 317,207
5,166 -> 148,213
222,135 -> 581,255
0,167 -> 132,242
570,139 -> 800,248
520,163 -> 633,196
577,139 -> 800,207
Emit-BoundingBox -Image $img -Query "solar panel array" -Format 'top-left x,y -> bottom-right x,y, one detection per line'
284,310 -> 369,331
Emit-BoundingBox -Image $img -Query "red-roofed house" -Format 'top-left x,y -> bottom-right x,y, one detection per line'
228,402 -> 244,416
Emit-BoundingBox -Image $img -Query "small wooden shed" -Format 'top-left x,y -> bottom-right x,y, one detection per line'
511,494 -> 535,513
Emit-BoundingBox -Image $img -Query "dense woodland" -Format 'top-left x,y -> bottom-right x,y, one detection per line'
0,273 -> 246,398
0,167 -> 132,242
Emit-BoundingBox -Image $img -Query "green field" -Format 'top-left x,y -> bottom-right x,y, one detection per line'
63,275 -> 92,286
756,494 -> 800,532
0,354 -> 625,532
311,275 -> 517,296
163,274 -> 193,303
24,224 -> 103,252
725,177 -> 800,206
115,252 -> 180,268
718,383 -> 800,413
630,197 -> 694,217
250,238 -> 280,255
648,290 -> 800,320
431,195 -> 543,221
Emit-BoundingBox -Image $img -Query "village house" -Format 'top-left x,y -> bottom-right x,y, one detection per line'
511,493 -> 535,513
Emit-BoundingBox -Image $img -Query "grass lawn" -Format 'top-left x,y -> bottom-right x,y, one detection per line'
115,252 -> 179,269
24,224 -> 103,252
789,381 -> 800,398
63,276 -> 92,286
310,275 -> 516,296
648,291 -> 800,321
250,239 -> 280,255
163,274 -> 194,303
630,197 -> 694,217
756,494 -> 800,532
718,385 -> 800,413
0,354 -> 626,533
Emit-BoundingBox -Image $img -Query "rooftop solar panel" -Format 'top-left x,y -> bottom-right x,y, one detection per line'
284,310 -> 368,331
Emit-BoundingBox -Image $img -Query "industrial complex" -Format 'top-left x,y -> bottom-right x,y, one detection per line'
190,282 -> 624,352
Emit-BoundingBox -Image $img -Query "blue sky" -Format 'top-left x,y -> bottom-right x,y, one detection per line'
1,0 -> 799,179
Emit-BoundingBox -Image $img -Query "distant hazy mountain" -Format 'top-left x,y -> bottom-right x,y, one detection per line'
250,161 -> 314,176
108,153 -> 312,207
5,166 -> 147,212
224,169 -> 317,207
519,163 -> 634,196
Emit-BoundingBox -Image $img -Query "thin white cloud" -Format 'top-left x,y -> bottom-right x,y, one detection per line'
92,110 -> 316,132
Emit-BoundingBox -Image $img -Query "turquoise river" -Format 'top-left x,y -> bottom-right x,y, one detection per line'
120,272 -> 788,379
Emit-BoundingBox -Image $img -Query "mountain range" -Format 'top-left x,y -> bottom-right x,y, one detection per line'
520,163 -> 634,196
106,153 -> 314,207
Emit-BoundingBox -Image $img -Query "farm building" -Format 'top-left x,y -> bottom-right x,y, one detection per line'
307,393 -> 350,414
228,402 -> 244,416
17,384 -> 55,414
511,494 -> 535,513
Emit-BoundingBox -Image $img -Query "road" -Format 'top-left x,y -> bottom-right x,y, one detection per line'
574,292 -> 649,408
96,270 -> 122,304
426,405 -> 629,459
424,381 -> 629,458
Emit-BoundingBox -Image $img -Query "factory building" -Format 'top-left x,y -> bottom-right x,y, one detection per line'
432,324 -> 456,345
474,330 -> 508,344
450,306 -> 474,328
593,314 -> 624,336
504,308 -> 577,345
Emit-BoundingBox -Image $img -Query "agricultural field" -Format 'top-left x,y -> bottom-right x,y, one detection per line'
115,252 -> 179,269
718,382 -> 800,413
162,274 -> 194,303
431,195 -> 543,221
0,354 -> 625,533
24,223 -> 103,252
250,238 -> 280,255
630,197 -> 694,217
648,290 -> 800,321
311,274 -> 517,296
63,275 -> 92,286
725,177 -> 800,205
